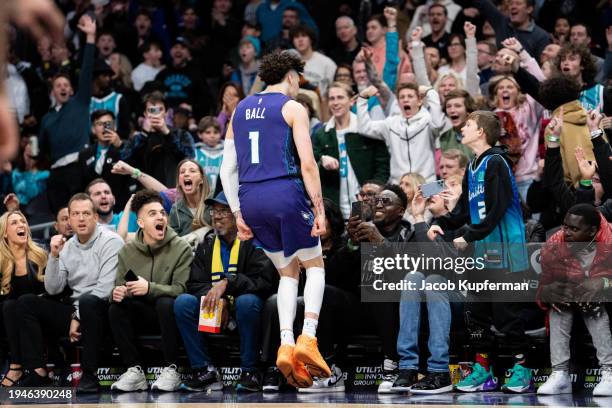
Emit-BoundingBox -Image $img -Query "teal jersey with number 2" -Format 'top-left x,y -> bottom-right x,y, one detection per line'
467,154 -> 528,272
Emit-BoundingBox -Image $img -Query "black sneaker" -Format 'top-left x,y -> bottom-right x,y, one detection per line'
410,371 -> 453,394
19,371 -> 53,387
76,372 -> 100,394
262,367 -> 283,392
179,369 -> 223,392
390,369 -> 419,392
236,370 -> 262,392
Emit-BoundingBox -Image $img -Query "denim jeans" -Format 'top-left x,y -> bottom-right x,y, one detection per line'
174,293 -> 264,371
397,272 -> 451,372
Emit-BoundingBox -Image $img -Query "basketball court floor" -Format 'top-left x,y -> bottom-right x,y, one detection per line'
0,390 -> 608,407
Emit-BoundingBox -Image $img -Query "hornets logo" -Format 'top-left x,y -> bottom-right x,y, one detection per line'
301,211 -> 314,226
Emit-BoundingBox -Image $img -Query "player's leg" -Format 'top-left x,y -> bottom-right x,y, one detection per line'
294,252 -> 332,378
266,253 -> 313,388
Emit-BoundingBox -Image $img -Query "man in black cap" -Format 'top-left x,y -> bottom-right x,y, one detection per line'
89,58 -> 130,136
155,37 -> 212,118
174,192 -> 277,392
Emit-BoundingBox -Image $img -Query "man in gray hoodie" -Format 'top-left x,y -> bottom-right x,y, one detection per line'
18,193 -> 123,392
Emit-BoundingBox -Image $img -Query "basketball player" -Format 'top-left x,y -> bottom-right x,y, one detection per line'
220,50 -> 331,388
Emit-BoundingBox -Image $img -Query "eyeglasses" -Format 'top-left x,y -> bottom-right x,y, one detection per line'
356,191 -> 377,200
94,120 -> 114,127
209,208 -> 232,217
374,197 -> 393,206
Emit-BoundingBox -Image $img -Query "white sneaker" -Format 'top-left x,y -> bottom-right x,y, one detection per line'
537,370 -> 572,395
377,359 -> 399,394
593,367 -> 612,396
298,365 -> 345,393
151,365 -> 182,392
111,366 -> 148,392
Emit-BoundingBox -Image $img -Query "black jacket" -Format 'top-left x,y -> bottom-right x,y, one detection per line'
78,141 -> 135,210
121,128 -> 195,187
438,146 -> 516,242
187,231 -> 278,299
543,147 -> 595,214
155,62 -> 212,118
526,180 -> 564,231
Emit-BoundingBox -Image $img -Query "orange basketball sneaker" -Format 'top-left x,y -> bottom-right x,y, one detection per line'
276,344 -> 313,388
294,334 -> 332,378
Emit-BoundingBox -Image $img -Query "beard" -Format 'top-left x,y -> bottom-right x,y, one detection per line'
97,207 -> 113,217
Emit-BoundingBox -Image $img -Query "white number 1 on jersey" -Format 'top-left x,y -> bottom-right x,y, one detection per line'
249,131 -> 260,164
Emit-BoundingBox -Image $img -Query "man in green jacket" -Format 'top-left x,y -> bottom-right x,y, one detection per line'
108,190 -> 193,393
313,82 -> 390,219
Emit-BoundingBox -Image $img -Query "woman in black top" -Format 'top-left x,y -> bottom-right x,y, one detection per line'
0,211 -> 46,386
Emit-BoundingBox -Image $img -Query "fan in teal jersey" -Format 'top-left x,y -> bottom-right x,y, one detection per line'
433,111 -> 533,394
195,117 -> 225,191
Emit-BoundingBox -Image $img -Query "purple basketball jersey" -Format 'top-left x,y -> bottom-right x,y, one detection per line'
232,92 -> 299,183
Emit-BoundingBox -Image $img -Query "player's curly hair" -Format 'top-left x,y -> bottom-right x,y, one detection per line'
258,50 -> 304,86
131,190 -> 163,216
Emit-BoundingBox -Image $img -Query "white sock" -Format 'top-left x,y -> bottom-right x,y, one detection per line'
277,276 -> 298,346
302,267 -> 325,337
302,317 -> 318,338
280,329 -> 295,346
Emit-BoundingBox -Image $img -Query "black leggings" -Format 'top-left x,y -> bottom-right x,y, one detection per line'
18,294 -> 72,370
2,299 -> 21,364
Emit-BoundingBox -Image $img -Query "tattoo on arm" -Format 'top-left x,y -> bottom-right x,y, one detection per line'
311,192 -> 324,217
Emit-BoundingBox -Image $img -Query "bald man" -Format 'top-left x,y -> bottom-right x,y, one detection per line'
329,16 -> 361,66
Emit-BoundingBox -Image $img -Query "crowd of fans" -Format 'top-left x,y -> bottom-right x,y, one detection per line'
0,0 -> 612,397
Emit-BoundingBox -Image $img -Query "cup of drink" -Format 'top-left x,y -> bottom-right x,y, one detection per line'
71,363 -> 82,387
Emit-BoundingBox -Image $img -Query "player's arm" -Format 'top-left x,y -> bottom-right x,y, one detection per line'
220,112 -> 239,213
220,112 -> 253,239
285,100 -> 326,237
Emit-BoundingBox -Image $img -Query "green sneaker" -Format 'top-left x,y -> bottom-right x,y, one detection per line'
455,363 -> 498,392
501,363 -> 534,394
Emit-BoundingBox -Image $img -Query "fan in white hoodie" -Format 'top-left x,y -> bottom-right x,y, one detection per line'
357,83 -> 445,183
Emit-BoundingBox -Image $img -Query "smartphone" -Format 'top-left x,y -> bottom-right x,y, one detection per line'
421,180 -> 445,198
125,269 -> 139,282
351,201 -> 373,222
147,106 -> 162,116
103,122 -> 113,133
351,201 -> 363,220
30,135 -> 39,157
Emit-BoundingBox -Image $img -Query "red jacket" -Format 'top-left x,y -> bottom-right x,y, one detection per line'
537,213 -> 612,309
